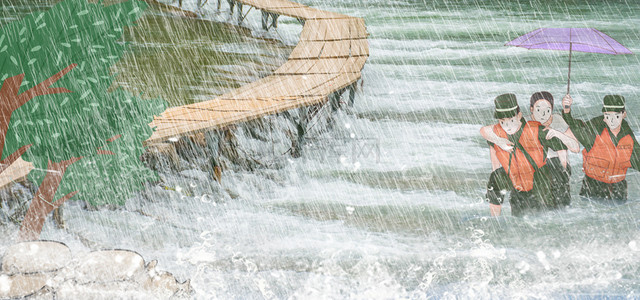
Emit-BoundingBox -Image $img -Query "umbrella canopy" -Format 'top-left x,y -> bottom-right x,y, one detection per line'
506,28 -> 632,55
505,28 -> 633,94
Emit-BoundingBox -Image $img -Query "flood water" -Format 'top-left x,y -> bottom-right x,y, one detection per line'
2,0 -> 640,298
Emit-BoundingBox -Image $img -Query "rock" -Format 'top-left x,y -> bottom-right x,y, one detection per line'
75,250 -> 145,284
2,241 -> 71,274
56,280 -> 146,300
0,273 -> 48,299
141,260 -> 191,299
0,241 -> 191,298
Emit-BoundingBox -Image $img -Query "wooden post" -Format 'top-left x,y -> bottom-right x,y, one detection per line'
239,6 -> 253,24
227,0 -> 235,14
219,128 -> 240,166
204,130 -> 222,182
236,3 -> 243,23
261,11 -> 269,30
175,136 -> 205,165
292,108 -> 309,158
329,91 -> 342,112
347,82 -> 357,107
53,207 -> 65,229
141,143 -> 181,172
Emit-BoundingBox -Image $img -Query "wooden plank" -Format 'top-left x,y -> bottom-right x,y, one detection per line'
349,18 -> 368,39
266,6 -> 348,20
341,56 -> 368,73
299,20 -> 327,41
303,72 -> 361,96
272,74 -> 334,96
306,58 -> 348,74
216,76 -> 280,100
319,40 -> 351,58
218,76 -> 293,99
201,101 -> 267,112
0,158 -> 33,190
222,74 -> 329,98
146,95 -> 328,144
156,101 -> 229,119
151,118 -> 202,124
288,41 -> 324,59
154,108 -> 224,122
150,97 -> 291,140
323,19 -> 351,41
350,39 -> 369,57
238,0 -> 305,9
273,59 -> 315,74
262,1 -> 307,9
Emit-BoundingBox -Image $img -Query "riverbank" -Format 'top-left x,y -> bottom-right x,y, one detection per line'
2,0 -> 640,298
0,0 -> 364,297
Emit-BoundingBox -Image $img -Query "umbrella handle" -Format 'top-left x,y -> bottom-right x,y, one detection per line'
567,43 -> 573,94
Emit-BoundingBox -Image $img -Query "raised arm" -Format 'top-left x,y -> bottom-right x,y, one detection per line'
562,129 -> 580,153
480,124 -> 513,152
562,94 -> 597,149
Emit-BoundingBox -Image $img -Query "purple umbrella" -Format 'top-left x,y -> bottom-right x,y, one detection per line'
506,28 -> 633,95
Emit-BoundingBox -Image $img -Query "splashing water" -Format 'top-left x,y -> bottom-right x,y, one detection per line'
1,0 -> 640,298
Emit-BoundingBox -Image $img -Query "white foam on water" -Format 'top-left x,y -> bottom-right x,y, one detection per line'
2,0 -> 640,298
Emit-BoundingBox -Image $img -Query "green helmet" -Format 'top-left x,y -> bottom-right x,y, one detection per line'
602,95 -> 625,113
494,93 -> 520,119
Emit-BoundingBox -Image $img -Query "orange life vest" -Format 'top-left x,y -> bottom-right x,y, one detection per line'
493,121 -> 546,192
582,129 -> 634,184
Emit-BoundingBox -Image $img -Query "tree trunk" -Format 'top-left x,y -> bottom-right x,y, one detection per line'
53,207 -> 65,229
18,158 -> 80,241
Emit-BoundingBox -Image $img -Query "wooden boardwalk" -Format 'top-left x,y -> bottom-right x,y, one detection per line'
0,0 -> 368,189
0,159 -> 32,190
146,0 -> 368,144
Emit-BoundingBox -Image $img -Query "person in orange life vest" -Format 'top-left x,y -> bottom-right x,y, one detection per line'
480,92 -> 580,208
483,93 -> 567,217
562,94 -> 640,202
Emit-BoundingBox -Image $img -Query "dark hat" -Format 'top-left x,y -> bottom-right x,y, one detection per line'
602,95 -> 625,113
494,93 -> 520,119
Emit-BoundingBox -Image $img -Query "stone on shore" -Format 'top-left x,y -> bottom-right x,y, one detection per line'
0,241 -> 191,299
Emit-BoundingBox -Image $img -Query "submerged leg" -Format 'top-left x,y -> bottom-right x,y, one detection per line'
485,167 -> 510,206
548,157 -> 571,207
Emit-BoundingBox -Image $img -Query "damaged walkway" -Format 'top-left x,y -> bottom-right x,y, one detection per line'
146,0 -> 369,144
0,0 -> 368,188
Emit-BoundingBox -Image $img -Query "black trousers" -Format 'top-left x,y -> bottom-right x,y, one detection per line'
547,157 -> 571,208
485,166 -> 554,217
580,175 -> 627,204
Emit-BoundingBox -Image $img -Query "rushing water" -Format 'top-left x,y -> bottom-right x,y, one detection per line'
2,0 -> 640,298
